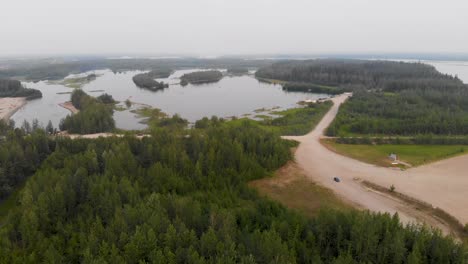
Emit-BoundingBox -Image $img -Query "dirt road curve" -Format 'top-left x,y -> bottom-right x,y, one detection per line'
284,94 -> 468,231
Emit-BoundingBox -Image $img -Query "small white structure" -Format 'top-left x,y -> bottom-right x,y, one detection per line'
389,153 -> 398,165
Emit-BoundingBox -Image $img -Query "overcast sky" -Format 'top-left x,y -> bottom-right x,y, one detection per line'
1,0 -> 467,56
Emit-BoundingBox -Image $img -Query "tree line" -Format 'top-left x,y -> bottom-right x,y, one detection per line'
0,119 -> 465,263
0,79 -> 42,100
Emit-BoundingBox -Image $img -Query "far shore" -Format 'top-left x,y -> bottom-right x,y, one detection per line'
59,101 -> 79,114
0,97 -> 27,121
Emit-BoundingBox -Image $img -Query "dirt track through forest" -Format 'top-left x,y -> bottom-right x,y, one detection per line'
283,94 -> 468,234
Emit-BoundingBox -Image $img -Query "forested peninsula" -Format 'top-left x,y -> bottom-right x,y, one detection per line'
257,59 -> 468,137
0,79 -> 42,100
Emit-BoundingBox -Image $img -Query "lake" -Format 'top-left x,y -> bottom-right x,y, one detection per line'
12,69 -> 328,130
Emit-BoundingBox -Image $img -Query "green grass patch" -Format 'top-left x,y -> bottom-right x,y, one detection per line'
260,101 -> 332,135
322,139 -> 467,167
224,102 -> 332,136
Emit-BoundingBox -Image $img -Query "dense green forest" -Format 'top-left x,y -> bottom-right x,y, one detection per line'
132,70 -> 172,91
0,122 -> 54,201
0,79 -> 42,99
327,89 -> 468,136
59,90 -> 115,134
180,70 -> 223,84
0,120 -> 465,263
256,59 -> 468,136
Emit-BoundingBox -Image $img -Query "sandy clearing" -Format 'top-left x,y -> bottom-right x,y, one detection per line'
56,132 -> 149,139
284,93 -> 468,232
0,97 -> 27,121
59,101 -> 79,114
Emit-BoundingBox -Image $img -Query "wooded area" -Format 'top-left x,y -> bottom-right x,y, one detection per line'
256,59 -> 468,137
0,120 -> 465,263
59,90 -> 115,134
0,79 -> 42,100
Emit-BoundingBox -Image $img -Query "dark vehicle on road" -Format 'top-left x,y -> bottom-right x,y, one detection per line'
333,177 -> 341,182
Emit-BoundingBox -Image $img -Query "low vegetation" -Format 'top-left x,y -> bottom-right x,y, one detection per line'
180,70 -> 223,84
250,161 -> 352,218
59,73 -> 98,88
322,139 -> 467,167
132,107 -> 188,130
282,82 -> 343,95
59,90 -> 115,134
207,101 -> 332,136
0,79 -> 42,100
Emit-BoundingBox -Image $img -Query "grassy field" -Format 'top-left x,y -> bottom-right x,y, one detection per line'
322,139 -> 467,167
250,161 -> 352,218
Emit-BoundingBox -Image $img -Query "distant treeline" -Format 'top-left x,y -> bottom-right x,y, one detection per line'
180,70 -> 223,85
0,79 -> 42,100
59,90 -> 115,134
255,59 -> 462,91
227,67 -> 249,75
132,69 -> 172,91
0,58 -> 273,81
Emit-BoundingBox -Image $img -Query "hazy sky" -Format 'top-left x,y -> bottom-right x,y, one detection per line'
1,0 -> 467,56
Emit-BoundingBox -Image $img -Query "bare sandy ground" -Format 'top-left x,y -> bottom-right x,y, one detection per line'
59,101 -> 79,114
0,97 -> 26,121
57,132 -> 149,139
284,93 -> 468,232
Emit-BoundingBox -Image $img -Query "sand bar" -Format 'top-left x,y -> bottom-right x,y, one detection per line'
0,97 -> 27,121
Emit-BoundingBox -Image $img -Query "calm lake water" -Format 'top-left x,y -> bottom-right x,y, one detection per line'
424,61 -> 468,84
12,69 -> 327,130
12,61 -> 468,130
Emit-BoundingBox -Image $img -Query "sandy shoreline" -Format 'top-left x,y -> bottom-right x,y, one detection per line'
0,97 -> 27,121
59,101 -> 79,114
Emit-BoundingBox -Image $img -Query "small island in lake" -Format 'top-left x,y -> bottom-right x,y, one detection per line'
227,67 -> 249,75
180,70 -> 223,85
132,69 -> 172,91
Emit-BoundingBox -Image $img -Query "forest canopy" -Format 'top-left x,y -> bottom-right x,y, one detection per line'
0,120 -> 465,263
